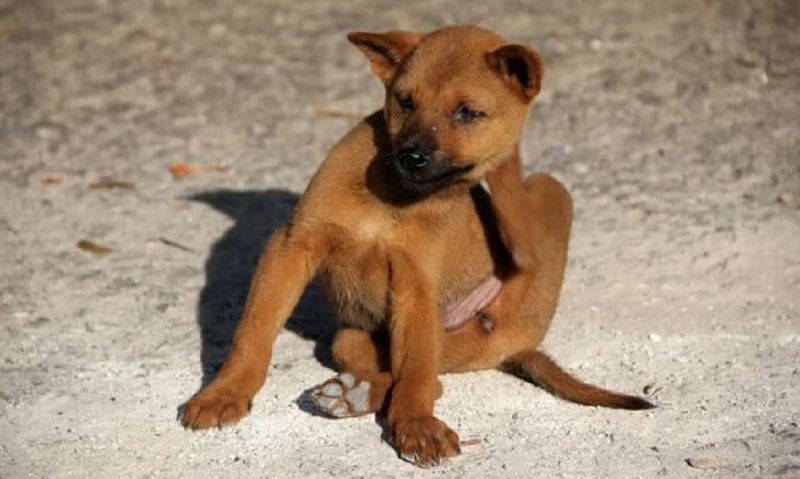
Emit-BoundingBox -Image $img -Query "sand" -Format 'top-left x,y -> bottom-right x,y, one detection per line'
1,0 -> 798,477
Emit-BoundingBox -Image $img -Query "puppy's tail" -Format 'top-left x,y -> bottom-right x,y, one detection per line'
502,350 -> 655,410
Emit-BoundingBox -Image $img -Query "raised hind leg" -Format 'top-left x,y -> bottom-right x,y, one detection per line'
472,161 -> 650,409
442,160 -> 574,373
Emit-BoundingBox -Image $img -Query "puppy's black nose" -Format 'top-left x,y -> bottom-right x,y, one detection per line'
397,143 -> 431,173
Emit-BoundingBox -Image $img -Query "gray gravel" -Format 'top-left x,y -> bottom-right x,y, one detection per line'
1,0 -> 799,477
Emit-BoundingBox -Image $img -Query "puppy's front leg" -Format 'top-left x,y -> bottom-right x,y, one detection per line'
387,250 -> 460,467
180,226 -> 326,429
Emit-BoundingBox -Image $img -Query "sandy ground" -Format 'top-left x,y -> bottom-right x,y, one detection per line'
1,0 -> 799,477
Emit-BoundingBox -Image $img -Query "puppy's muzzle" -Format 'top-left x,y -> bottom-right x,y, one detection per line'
393,143 -> 473,193
396,143 -> 432,174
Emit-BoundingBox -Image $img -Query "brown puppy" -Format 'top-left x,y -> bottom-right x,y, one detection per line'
179,25 -> 653,467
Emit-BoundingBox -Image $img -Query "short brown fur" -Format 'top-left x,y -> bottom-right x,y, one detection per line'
179,25 -> 653,467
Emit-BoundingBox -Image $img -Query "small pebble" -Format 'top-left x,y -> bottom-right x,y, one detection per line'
777,192 -> 794,205
208,23 -> 227,36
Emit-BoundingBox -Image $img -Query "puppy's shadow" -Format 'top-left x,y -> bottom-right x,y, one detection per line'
190,189 -> 337,389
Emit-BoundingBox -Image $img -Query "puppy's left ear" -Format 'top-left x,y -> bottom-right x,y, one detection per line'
487,45 -> 544,101
347,30 -> 421,83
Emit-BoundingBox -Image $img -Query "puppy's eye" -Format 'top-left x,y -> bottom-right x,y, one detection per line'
397,95 -> 415,113
453,103 -> 483,123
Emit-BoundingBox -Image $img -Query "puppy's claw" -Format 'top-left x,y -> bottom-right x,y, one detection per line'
399,451 -> 418,465
178,389 -> 251,430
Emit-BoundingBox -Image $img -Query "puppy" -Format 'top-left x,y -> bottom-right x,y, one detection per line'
179,25 -> 653,467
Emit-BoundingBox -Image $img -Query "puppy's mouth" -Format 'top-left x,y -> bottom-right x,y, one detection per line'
393,158 -> 474,193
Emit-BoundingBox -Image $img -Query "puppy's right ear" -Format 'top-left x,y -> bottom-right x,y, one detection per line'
347,31 -> 421,83
487,44 -> 544,101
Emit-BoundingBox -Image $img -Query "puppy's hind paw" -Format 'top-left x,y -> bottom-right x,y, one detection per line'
311,373 -> 373,418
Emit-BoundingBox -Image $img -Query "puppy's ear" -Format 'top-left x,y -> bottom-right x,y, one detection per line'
487,44 -> 544,101
347,31 -> 421,83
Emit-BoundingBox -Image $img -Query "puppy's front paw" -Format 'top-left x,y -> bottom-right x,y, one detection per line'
178,388 -> 251,430
393,416 -> 460,468
311,372 -> 373,418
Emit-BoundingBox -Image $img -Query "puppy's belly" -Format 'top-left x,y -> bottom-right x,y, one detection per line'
320,258 -> 497,333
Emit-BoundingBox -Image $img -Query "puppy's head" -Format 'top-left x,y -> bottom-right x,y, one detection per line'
349,25 -> 543,194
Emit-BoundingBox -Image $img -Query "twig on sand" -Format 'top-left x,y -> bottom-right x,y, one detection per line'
150,237 -> 195,253
314,107 -> 362,119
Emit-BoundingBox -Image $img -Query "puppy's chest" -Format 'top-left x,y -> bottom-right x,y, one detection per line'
318,215 -> 401,330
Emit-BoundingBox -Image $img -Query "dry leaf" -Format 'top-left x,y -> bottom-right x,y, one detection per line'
41,177 -> 63,185
169,162 -> 228,179
77,240 -> 112,256
89,180 -> 135,190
